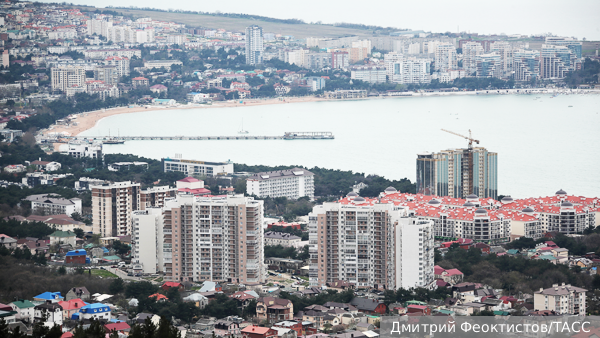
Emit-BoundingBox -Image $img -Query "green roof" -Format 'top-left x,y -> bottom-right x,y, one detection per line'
493,311 -> 510,316
50,230 -> 76,238
103,255 -> 121,261
0,310 -> 17,318
11,300 -> 35,309
437,309 -> 454,315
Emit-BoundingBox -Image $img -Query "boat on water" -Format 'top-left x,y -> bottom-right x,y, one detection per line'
238,119 -> 249,134
103,139 -> 125,144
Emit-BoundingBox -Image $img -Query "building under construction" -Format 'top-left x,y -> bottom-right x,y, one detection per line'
416,130 -> 498,199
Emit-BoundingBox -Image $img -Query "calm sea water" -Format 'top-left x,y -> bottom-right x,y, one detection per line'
80,94 -> 600,199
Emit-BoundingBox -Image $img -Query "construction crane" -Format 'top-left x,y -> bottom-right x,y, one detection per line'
441,129 -> 480,149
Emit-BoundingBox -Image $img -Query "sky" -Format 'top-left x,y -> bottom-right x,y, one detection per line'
42,0 -> 600,40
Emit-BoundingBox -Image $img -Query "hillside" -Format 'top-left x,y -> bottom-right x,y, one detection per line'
82,6 -> 378,39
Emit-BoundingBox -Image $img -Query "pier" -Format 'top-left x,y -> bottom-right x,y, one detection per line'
52,132 -> 334,143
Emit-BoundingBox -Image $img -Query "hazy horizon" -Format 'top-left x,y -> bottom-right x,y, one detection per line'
38,0 -> 600,40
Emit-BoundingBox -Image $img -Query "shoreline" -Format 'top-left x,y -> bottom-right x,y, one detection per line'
41,88 -> 600,151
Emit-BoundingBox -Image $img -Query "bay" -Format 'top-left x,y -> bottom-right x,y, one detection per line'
80,94 -> 600,199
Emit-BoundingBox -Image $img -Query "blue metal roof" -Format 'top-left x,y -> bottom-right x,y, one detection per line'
66,249 -> 86,256
80,303 -> 110,313
34,292 -> 63,300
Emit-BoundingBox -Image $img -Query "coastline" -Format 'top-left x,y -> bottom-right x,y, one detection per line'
41,87 -> 599,151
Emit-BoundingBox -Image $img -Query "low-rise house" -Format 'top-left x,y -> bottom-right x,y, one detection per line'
264,232 -> 302,247
0,309 -> 17,324
0,234 -> 17,249
104,322 -> 131,335
230,291 -> 259,308
77,303 -> 111,321
271,327 -> 297,338
66,287 -> 91,301
406,304 -> 431,315
242,326 -> 278,338
325,280 -> 355,292
135,313 -> 161,326
49,230 -> 77,247
34,302 -> 63,327
58,298 -> 86,320
34,292 -> 63,303
434,266 -> 464,285
9,299 -> 35,323
257,297 -> 294,324
214,319 -> 240,335
161,282 -> 184,291
349,298 -> 386,315
65,249 -> 87,264
183,293 -> 209,309
24,194 -> 82,215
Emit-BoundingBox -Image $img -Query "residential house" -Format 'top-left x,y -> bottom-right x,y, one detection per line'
135,313 -> 161,326
325,280 -> 355,292
257,297 -> 294,324
214,319 -> 240,335
183,293 -> 209,309
33,292 -> 63,303
9,300 -> 35,323
66,287 -> 91,301
65,249 -> 87,264
349,298 -> 386,315
264,232 -> 302,248
58,298 -> 86,320
161,282 -> 184,291
104,322 -> 131,335
242,326 -> 278,338
434,266 -> 464,285
406,304 -> 431,315
34,302 -> 63,328
78,303 -> 111,321
49,230 -> 77,247
0,234 -> 17,249
230,291 -> 259,309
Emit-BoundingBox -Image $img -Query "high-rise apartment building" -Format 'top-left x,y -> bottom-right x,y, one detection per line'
434,43 -> 457,72
462,42 -> 483,74
94,66 -> 118,85
245,25 -> 264,65
513,50 -> 539,81
490,41 -> 513,78
104,56 -> 130,77
246,168 -> 314,200
308,192 -> 435,290
91,181 -> 141,237
51,66 -> 86,93
331,51 -> 349,69
416,147 -> 498,199
86,18 -> 113,37
390,58 -> 431,84
540,45 -> 573,79
476,53 -> 502,78
131,208 -> 164,274
162,194 -> 265,283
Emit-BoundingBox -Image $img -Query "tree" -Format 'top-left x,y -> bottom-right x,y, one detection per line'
57,266 -> 67,275
73,228 -> 85,239
110,278 -> 125,294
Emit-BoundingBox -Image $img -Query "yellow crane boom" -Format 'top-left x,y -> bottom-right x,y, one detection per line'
441,129 -> 480,149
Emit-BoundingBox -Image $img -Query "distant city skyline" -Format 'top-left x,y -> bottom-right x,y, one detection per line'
37,0 -> 600,40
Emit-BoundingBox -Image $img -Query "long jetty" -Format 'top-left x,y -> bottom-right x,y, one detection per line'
58,132 -> 335,142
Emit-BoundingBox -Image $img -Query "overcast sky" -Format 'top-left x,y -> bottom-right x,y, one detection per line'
44,0 -> 600,40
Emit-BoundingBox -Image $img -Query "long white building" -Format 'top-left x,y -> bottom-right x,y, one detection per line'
350,66 -> 386,84
389,58 -> 431,84
308,189 -> 435,290
24,194 -> 82,216
246,168 -> 314,200
162,157 -> 234,177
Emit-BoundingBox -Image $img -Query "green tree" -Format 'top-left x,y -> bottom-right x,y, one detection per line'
110,278 -> 125,294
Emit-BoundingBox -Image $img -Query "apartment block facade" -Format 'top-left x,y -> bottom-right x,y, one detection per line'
246,168 -> 314,200
533,283 -> 587,315
132,208 -> 164,274
162,194 -> 265,284
245,25 -> 264,65
308,193 -> 435,290
162,157 -> 234,177
51,66 -> 85,92
91,181 -> 141,237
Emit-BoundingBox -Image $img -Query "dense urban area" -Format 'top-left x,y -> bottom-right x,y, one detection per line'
0,0 -> 599,337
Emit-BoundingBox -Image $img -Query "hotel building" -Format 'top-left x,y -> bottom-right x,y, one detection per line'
246,168 -> 314,200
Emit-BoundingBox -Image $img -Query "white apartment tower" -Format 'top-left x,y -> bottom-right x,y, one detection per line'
434,43 -> 457,72
390,58 -> 431,84
245,25 -> 264,65
91,181 -> 141,237
51,66 -> 86,93
131,208 -> 164,274
162,194 -> 265,284
308,191 -> 435,290
246,168 -> 315,200
462,42 -> 483,74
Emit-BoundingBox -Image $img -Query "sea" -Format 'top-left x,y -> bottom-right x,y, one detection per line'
80,94 -> 600,199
